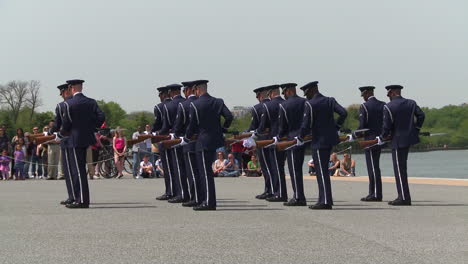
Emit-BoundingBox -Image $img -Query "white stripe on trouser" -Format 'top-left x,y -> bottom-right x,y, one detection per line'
187,152 -> 198,203
64,149 -> 75,201
201,151 -> 209,204
395,149 -> 405,200
316,150 -> 327,204
173,149 -> 184,198
72,148 -> 84,203
291,150 -> 298,200
370,149 -> 377,198
273,150 -> 282,197
164,151 -> 173,195
261,148 -> 274,193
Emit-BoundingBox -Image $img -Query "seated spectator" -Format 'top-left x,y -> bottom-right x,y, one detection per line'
155,158 -> 163,178
219,153 -> 241,177
246,155 -> 261,177
329,152 -> 340,177
308,158 -> 316,176
138,155 -> 153,179
212,152 -> 227,177
339,153 -> 356,177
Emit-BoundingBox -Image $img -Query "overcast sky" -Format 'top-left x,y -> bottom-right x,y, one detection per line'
0,0 -> 467,113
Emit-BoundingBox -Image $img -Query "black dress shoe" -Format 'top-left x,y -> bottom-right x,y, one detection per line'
361,196 -> 382,202
60,199 -> 74,205
193,203 -> 216,211
182,200 -> 199,207
309,203 -> 332,210
66,202 -> 89,209
168,196 -> 186,203
266,196 -> 288,202
388,199 -> 411,206
283,198 -> 307,206
156,194 -> 172,201
255,192 -> 268,199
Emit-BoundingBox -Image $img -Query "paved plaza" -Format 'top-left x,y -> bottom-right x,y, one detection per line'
0,176 -> 467,264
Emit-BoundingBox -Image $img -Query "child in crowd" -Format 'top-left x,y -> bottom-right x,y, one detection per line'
138,155 -> 153,179
155,158 -> 163,178
0,149 -> 11,180
14,144 -> 25,180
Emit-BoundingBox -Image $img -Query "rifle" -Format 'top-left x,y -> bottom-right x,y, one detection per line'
134,134 -> 170,144
358,131 -> 447,149
161,136 -> 198,149
254,137 -> 288,149
275,135 -> 349,152
34,135 -> 57,145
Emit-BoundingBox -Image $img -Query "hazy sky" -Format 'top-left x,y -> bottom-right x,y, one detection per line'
1,0 -> 467,113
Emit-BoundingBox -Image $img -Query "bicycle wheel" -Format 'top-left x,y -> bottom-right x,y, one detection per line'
123,155 -> 133,175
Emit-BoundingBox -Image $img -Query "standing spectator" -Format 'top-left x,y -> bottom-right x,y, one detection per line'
155,158 -> 163,178
0,149 -> 11,180
138,155 -> 153,179
339,153 -> 356,177
219,153 -> 241,177
113,128 -> 127,179
13,144 -> 25,180
246,155 -> 261,177
37,142 -> 48,179
0,128 -> 10,154
329,153 -> 340,177
131,126 -> 144,178
97,128 -> 112,178
307,158 -> 316,176
231,141 -> 244,173
41,126 -> 49,179
212,152 -> 227,177
143,124 -> 155,166
88,132 -> 102,179
47,131 -> 61,180
11,128 -> 27,177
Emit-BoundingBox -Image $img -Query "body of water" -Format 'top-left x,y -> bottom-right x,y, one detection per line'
300,149 -> 468,179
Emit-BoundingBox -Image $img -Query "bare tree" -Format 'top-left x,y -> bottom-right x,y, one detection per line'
0,80 -> 30,124
26,80 -> 42,121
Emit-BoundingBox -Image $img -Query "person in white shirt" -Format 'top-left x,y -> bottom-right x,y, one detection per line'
155,158 -> 163,178
131,126 -> 145,177
143,124 -> 155,165
308,158 -> 316,176
138,155 -> 153,179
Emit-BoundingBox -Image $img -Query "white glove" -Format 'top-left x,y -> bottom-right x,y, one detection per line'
173,137 -> 189,148
249,131 -> 258,140
346,134 -> 355,142
169,133 -> 176,140
376,136 -> 385,145
152,132 -> 157,136
53,132 -> 62,143
242,137 -> 256,148
265,136 -> 279,148
294,137 -> 304,146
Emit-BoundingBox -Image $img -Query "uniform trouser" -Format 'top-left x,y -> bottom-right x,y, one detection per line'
257,147 -> 273,194
170,147 -> 188,200
62,147 -> 75,201
58,149 -> 64,178
68,147 -> 90,205
392,147 -> 411,201
287,145 -> 306,201
365,147 -> 382,199
160,148 -> 174,196
196,150 -> 216,208
183,151 -> 199,203
312,148 -> 333,205
269,148 -> 287,199
47,144 -> 60,179
86,147 -> 95,178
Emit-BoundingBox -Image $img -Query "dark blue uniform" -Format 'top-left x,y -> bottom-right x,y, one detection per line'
62,93 -> 105,206
381,96 -> 425,203
152,102 -> 164,133
186,93 -> 233,209
300,93 -> 347,206
359,96 -> 386,200
257,96 -> 287,200
157,98 -> 175,198
174,95 -> 199,204
278,94 -> 307,202
247,98 -> 273,196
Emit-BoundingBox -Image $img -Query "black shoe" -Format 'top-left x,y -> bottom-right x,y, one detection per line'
266,196 -> 288,202
182,200 -> 199,207
156,194 -> 171,201
168,196 -> 186,203
361,196 -> 382,202
66,202 -> 89,209
388,199 -> 411,206
309,203 -> 332,210
193,203 -> 216,211
283,198 -> 307,206
255,192 -> 269,200
60,199 -> 74,205
46,177 -> 56,180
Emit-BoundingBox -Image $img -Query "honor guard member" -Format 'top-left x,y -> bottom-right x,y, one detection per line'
154,86 -> 176,201
356,86 -> 385,202
298,81 -> 347,210
50,84 -> 75,206
183,80 -> 233,211
377,85 -> 425,206
248,86 -> 273,200
159,83 -> 189,203
61,79 -> 105,209
256,85 -> 287,202
173,81 -> 199,207
278,83 -> 307,206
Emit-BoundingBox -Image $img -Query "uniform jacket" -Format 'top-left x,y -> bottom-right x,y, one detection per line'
62,93 -> 105,148
174,95 -> 198,152
247,98 -> 270,140
256,96 -> 284,138
51,96 -> 73,148
278,94 -> 306,139
358,97 -> 385,140
300,93 -> 347,149
160,95 -> 185,135
152,102 -> 165,133
186,93 -> 233,151
381,96 -> 425,148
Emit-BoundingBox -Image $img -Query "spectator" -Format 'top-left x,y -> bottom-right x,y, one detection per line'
131,126 -> 145,178
0,128 -> 10,153
212,152 -> 227,177
97,128 -> 112,178
13,144 -> 25,180
113,128 -> 127,179
138,155 -> 153,179
47,128 -> 60,180
155,158 -> 163,178
246,155 -> 261,177
0,149 -> 10,180
308,158 -> 316,176
329,152 -> 340,177
339,153 -> 356,177
143,124 -> 156,166
219,153 -> 241,177
88,132 -> 102,179
231,141 -> 244,173
41,126 -> 49,179
11,128 -> 27,177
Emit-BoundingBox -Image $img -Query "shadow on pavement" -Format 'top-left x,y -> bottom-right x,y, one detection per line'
91,202 -> 148,205
217,208 -> 284,211
90,206 -> 157,209
217,204 -> 268,208
412,204 -> 468,207
333,207 -> 399,210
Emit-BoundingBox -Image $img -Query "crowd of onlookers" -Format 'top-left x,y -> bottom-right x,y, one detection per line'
308,152 -> 356,177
